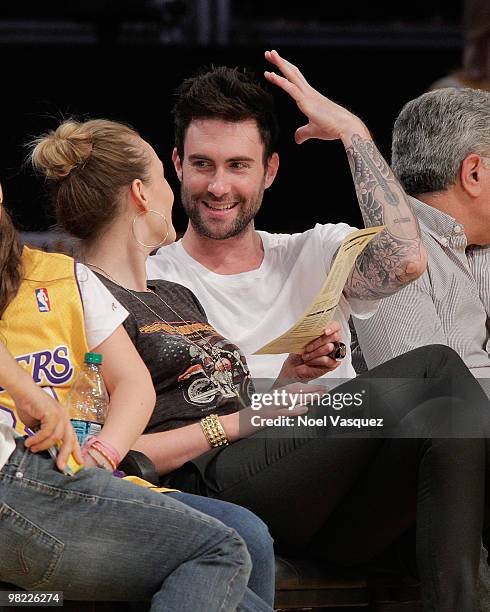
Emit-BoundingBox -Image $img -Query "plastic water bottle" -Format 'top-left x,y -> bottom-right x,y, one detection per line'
67,352 -> 109,446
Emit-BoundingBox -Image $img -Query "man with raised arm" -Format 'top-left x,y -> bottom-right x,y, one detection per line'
147,50 -> 427,384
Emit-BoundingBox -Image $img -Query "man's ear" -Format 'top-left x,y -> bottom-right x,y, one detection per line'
129,178 -> 149,213
264,152 -> 279,189
172,148 -> 183,182
460,153 -> 485,197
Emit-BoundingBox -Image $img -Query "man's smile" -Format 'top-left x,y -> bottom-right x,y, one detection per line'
202,200 -> 239,212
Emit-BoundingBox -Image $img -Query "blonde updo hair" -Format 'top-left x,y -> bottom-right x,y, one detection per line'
29,118 -> 150,241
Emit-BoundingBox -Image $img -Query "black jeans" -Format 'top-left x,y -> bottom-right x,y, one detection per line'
163,345 -> 490,612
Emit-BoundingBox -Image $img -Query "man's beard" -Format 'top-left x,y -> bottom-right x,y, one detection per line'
181,184 -> 265,240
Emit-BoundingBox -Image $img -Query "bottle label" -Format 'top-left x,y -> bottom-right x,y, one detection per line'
71,419 -> 102,446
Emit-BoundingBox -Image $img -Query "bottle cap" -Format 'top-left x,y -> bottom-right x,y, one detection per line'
84,352 -> 103,365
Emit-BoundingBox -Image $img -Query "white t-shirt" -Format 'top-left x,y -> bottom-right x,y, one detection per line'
0,264 -> 128,470
146,224 -> 378,385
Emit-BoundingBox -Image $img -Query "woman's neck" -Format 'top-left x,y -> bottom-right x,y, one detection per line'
82,230 -> 149,292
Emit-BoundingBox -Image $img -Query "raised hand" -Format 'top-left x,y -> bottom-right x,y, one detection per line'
264,49 -> 369,144
263,50 -> 426,299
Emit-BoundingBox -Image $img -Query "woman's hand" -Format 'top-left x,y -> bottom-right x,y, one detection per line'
15,385 -> 83,470
0,342 -> 81,471
275,321 -> 343,385
264,49 -> 370,144
224,382 -> 326,441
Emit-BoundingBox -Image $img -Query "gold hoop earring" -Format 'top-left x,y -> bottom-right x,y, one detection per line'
132,209 -> 169,249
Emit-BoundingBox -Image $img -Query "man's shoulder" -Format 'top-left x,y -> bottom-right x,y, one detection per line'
147,241 -> 183,276
151,240 -> 180,260
259,222 -> 356,249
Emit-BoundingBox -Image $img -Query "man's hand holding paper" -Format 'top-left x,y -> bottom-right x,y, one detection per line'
275,322 -> 343,385
255,226 -> 385,355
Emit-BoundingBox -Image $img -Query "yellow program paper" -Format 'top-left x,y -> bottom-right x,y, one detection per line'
254,226 -> 385,355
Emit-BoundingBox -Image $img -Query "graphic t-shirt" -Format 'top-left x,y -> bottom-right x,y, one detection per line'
95,275 -> 254,433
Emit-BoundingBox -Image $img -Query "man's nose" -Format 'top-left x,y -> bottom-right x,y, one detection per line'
207,172 -> 231,198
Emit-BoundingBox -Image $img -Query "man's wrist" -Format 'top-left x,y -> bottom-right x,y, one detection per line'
274,361 -> 302,389
339,121 -> 371,145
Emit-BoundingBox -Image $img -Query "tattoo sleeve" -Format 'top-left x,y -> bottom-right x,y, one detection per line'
343,134 -> 425,300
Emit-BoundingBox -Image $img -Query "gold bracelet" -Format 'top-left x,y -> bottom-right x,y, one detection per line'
200,414 -> 229,448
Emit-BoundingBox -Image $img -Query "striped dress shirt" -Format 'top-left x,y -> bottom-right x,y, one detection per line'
354,197 -> 490,389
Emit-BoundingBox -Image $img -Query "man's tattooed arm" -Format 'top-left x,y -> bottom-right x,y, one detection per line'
343,135 -> 427,300
261,50 -> 426,298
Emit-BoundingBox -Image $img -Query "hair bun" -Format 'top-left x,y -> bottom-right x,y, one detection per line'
30,120 -> 93,180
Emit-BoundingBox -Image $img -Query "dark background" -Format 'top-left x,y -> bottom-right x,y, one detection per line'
0,1 -> 463,234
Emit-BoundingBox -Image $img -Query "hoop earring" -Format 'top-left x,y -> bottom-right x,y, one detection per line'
132,209 -> 169,249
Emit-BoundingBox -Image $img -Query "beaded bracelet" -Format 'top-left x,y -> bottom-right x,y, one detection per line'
200,414 -> 229,448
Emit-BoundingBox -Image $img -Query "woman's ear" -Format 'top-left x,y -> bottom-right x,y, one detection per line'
129,178 -> 149,213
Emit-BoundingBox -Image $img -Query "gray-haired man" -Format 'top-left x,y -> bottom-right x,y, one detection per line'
354,87 -> 490,392
353,86 -> 490,609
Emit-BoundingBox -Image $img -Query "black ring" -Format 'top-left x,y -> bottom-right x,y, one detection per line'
328,341 -> 346,360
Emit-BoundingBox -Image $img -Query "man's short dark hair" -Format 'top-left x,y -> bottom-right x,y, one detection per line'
173,66 -> 279,164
